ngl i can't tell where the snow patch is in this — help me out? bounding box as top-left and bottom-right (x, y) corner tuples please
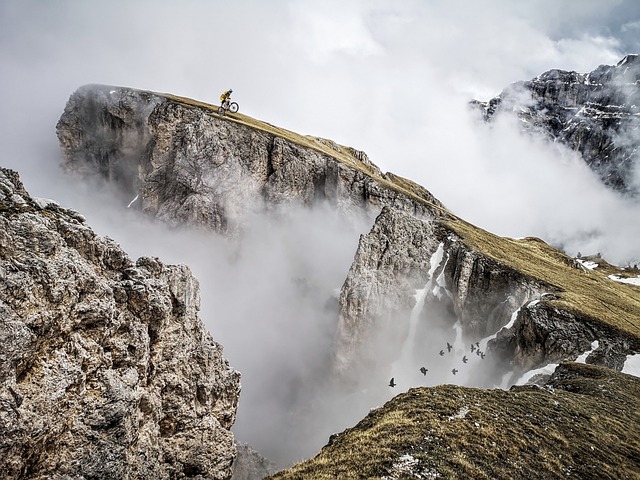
(577, 259), (598, 270)
(607, 274), (640, 286)
(383, 454), (441, 480)
(127, 194), (139, 208)
(622, 354), (640, 378)
(515, 363), (559, 386)
(575, 340), (599, 363)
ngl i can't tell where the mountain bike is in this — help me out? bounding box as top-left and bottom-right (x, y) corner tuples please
(218, 100), (239, 115)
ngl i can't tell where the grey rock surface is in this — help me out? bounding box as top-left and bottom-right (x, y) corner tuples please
(0, 168), (240, 479)
(57, 85), (444, 236)
(231, 442), (275, 480)
(333, 206), (640, 386)
(473, 54), (640, 192)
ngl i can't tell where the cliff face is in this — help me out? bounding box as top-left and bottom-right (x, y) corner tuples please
(57, 85), (444, 235)
(55, 84), (640, 387)
(473, 54), (640, 192)
(334, 206), (640, 387)
(0, 168), (240, 479)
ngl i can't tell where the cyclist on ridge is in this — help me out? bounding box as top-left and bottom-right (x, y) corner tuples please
(220, 89), (233, 109)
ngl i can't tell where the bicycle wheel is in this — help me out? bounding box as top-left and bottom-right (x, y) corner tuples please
(229, 102), (239, 113)
(218, 106), (225, 115)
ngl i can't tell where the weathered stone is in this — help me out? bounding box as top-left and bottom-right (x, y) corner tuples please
(0, 167), (240, 479)
(57, 85), (444, 236)
(473, 54), (640, 191)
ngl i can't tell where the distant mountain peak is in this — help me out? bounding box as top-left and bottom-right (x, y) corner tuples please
(474, 54), (640, 193)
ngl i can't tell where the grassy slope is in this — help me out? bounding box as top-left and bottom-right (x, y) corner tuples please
(269, 363), (640, 479)
(444, 216), (640, 339)
(161, 93), (448, 215)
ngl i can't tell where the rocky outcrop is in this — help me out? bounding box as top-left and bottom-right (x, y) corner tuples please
(492, 297), (640, 375)
(0, 168), (240, 479)
(57, 85), (444, 235)
(333, 207), (444, 381)
(231, 443), (275, 480)
(333, 206), (640, 385)
(473, 54), (640, 191)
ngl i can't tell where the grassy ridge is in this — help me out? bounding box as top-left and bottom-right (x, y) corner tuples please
(160, 93), (449, 215)
(444, 216), (640, 338)
(269, 363), (640, 479)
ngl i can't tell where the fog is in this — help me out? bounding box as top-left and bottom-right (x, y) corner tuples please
(2, 0), (640, 468)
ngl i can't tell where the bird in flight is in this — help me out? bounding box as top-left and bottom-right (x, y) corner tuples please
(446, 342), (453, 353)
(439, 350), (445, 356)
(462, 355), (468, 364)
(470, 344), (476, 353)
(420, 367), (428, 376)
(389, 377), (396, 387)
(451, 368), (458, 375)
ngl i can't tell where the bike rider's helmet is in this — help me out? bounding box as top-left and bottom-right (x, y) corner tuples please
(229, 89), (233, 93)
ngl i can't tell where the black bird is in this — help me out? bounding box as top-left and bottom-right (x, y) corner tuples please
(470, 344), (476, 353)
(439, 350), (445, 356)
(476, 349), (482, 356)
(451, 368), (458, 375)
(475, 342), (480, 349)
(480, 352), (486, 360)
(462, 355), (468, 364)
(420, 367), (428, 376)
(446, 342), (453, 353)
(389, 377), (396, 387)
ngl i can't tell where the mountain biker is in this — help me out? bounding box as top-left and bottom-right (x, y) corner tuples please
(220, 89), (233, 109)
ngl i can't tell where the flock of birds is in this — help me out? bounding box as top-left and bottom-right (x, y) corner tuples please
(389, 341), (486, 388)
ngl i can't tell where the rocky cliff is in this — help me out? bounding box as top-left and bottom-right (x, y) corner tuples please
(0, 168), (240, 479)
(51, 83), (640, 477)
(335, 205), (640, 388)
(472, 54), (640, 192)
(57, 85), (444, 236)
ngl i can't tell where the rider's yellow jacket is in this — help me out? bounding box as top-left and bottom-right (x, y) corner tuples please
(220, 91), (231, 102)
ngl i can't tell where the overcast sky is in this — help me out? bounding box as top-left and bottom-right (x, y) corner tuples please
(2, 0), (640, 466)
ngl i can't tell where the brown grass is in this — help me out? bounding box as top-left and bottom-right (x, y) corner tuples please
(270, 363), (640, 479)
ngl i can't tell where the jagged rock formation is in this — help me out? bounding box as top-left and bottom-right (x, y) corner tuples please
(334, 206), (640, 386)
(269, 362), (640, 479)
(57, 85), (444, 235)
(473, 54), (640, 192)
(0, 168), (240, 479)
